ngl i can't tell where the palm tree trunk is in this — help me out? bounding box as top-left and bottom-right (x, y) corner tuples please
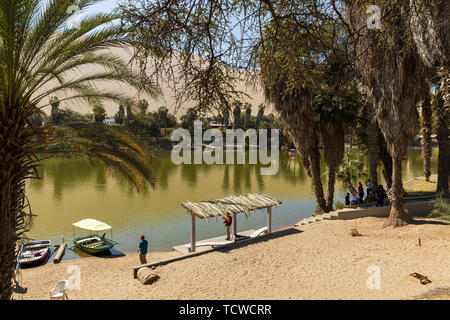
(245, 108), (251, 130)
(223, 110), (229, 128)
(343, 172), (358, 196)
(233, 106), (241, 129)
(384, 153), (408, 227)
(421, 91), (432, 182)
(255, 107), (264, 129)
(367, 120), (378, 200)
(309, 146), (327, 215)
(0, 179), (20, 300)
(326, 165), (336, 211)
(436, 69), (450, 196)
(378, 130), (393, 190)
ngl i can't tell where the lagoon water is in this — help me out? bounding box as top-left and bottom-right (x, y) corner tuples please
(26, 149), (437, 260)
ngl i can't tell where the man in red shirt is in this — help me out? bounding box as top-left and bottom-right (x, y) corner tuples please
(223, 214), (232, 240)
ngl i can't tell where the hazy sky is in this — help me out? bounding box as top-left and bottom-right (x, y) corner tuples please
(83, 0), (121, 15)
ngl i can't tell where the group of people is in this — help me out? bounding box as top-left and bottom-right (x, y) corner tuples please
(345, 179), (388, 207)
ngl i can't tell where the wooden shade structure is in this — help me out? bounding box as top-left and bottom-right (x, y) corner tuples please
(181, 193), (282, 252)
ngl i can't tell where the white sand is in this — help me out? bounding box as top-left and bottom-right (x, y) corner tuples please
(16, 217), (450, 300)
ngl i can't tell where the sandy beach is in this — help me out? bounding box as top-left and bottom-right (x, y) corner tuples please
(16, 216), (450, 300)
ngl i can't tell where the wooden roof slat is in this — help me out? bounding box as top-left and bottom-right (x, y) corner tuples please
(181, 193), (282, 219)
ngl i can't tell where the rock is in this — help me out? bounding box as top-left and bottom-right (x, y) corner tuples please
(137, 267), (160, 285)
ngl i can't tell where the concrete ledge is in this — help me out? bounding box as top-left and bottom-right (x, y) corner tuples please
(334, 200), (434, 220)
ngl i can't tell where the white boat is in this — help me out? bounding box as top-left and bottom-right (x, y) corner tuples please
(18, 240), (51, 266)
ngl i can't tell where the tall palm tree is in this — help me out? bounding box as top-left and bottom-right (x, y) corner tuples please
(420, 87), (432, 182)
(409, 0), (449, 194)
(255, 104), (265, 129)
(322, 122), (345, 211)
(233, 102), (241, 129)
(344, 0), (426, 226)
(0, 0), (159, 299)
(264, 81), (327, 214)
(244, 103), (252, 130)
(223, 109), (230, 128)
(362, 103), (379, 200)
(432, 90), (449, 195)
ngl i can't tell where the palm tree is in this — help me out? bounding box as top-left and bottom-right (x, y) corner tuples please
(322, 123), (345, 211)
(409, 0), (449, 193)
(223, 109), (230, 128)
(420, 88), (433, 182)
(232, 101), (242, 129)
(344, 0), (426, 226)
(50, 96), (62, 124)
(244, 103), (252, 130)
(138, 99), (149, 118)
(337, 148), (367, 197)
(158, 106), (169, 132)
(264, 82), (327, 214)
(0, 0), (159, 299)
(432, 91), (449, 195)
(255, 104), (265, 129)
(45, 123), (157, 191)
(125, 102), (135, 123)
(363, 103), (379, 200)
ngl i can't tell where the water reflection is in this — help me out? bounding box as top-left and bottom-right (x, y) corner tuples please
(26, 148), (437, 260)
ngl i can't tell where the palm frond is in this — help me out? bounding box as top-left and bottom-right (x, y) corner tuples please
(43, 123), (157, 191)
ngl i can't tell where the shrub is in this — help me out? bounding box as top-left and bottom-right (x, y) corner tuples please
(429, 193), (450, 221)
(335, 201), (344, 210)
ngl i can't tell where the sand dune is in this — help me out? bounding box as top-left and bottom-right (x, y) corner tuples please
(37, 45), (267, 118)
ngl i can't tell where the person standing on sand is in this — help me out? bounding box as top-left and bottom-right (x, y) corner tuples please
(366, 179), (373, 198)
(223, 214), (232, 240)
(345, 193), (350, 206)
(376, 185), (386, 207)
(137, 235), (148, 265)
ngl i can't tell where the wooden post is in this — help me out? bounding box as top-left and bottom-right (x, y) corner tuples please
(232, 213), (237, 240)
(267, 206), (272, 233)
(191, 214), (196, 252)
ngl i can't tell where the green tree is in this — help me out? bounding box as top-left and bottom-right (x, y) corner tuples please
(344, 0), (428, 226)
(114, 104), (125, 125)
(337, 148), (367, 196)
(93, 105), (106, 123)
(138, 99), (149, 117)
(181, 107), (197, 133)
(50, 96), (62, 124)
(0, 0), (159, 299)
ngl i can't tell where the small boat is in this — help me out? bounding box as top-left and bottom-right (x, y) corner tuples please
(18, 240), (51, 267)
(72, 219), (117, 254)
(288, 149), (296, 157)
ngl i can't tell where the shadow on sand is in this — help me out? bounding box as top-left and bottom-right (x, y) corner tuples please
(216, 227), (303, 254)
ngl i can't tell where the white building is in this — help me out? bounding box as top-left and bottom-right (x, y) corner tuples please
(104, 118), (115, 126)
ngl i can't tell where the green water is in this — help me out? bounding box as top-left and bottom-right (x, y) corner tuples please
(25, 148), (437, 259)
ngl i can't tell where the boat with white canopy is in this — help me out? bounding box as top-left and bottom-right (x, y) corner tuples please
(72, 219), (117, 254)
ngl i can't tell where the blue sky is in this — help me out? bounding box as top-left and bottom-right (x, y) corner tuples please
(83, 0), (121, 15)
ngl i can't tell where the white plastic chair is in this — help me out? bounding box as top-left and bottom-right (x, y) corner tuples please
(50, 280), (69, 300)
